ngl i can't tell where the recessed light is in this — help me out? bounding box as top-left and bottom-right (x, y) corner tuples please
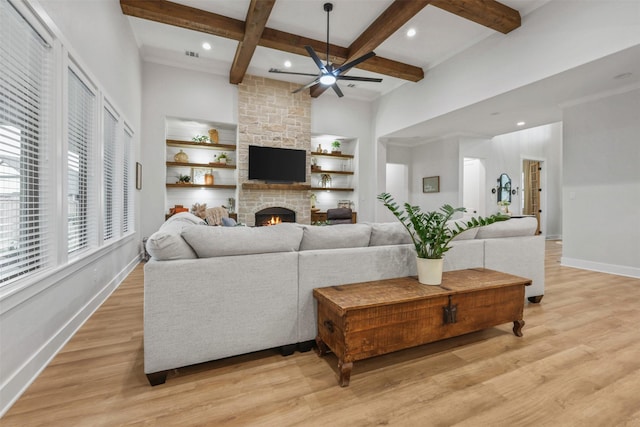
(202, 42), (211, 50)
(284, 60), (292, 68)
(517, 121), (526, 126)
(406, 28), (417, 38)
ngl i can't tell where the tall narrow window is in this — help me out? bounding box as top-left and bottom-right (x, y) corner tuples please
(122, 127), (132, 234)
(103, 108), (117, 241)
(67, 69), (95, 254)
(0, 0), (52, 285)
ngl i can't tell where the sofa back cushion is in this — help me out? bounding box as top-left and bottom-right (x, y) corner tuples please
(181, 222), (304, 258)
(299, 223), (372, 251)
(475, 216), (537, 239)
(145, 212), (205, 260)
(368, 222), (412, 246)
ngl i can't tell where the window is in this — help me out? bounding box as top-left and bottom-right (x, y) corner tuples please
(67, 69), (96, 254)
(122, 126), (133, 234)
(103, 107), (118, 241)
(0, 0), (52, 285)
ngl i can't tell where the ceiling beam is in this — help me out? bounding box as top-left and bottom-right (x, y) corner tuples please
(430, 0), (521, 34)
(348, 0), (432, 64)
(229, 0), (276, 84)
(120, 0), (245, 40)
(311, 0), (430, 98)
(120, 0), (424, 82)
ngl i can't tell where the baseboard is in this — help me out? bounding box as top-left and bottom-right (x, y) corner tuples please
(561, 257), (640, 279)
(0, 256), (140, 418)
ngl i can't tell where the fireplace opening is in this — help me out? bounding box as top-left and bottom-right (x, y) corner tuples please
(255, 207), (296, 226)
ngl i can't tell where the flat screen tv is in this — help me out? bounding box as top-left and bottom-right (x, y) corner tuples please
(248, 145), (306, 183)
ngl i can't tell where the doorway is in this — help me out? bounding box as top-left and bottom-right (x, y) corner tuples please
(522, 159), (543, 235)
(462, 158), (486, 217)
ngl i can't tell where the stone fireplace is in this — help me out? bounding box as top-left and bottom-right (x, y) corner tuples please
(255, 207), (296, 226)
(237, 75), (312, 226)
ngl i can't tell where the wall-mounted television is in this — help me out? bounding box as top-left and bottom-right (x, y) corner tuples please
(248, 145), (306, 183)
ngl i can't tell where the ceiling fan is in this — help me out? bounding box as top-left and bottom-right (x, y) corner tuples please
(269, 2), (382, 97)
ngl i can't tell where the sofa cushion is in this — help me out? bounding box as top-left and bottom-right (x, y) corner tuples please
(181, 222), (304, 258)
(368, 222), (412, 246)
(448, 219), (479, 241)
(145, 213), (206, 260)
(299, 223), (372, 251)
(475, 216), (537, 239)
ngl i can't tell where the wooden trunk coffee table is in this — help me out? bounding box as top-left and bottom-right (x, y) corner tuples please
(313, 268), (531, 386)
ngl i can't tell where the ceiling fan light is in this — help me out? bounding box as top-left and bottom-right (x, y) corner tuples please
(319, 74), (337, 85)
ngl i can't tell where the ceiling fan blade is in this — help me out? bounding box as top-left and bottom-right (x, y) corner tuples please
(334, 51), (376, 75)
(305, 45), (327, 73)
(331, 82), (344, 98)
(269, 68), (320, 77)
(337, 75), (383, 83)
(293, 77), (320, 94)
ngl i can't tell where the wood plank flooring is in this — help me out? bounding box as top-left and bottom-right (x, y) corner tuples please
(3, 241), (640, 426)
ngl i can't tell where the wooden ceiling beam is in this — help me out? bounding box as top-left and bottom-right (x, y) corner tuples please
(120, 0), (245, 40)
(229, 0), (276, 84)
(311, 0), (430, 97)
(430, 0), (521, 34)
(120, 0), (424, 83)
(348, 0), (432, 63)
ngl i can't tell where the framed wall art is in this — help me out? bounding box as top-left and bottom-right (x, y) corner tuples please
(422, 176), (440, 193)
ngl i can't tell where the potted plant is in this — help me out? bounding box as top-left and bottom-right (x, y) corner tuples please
(177, 174), (191, 184)
(331, 140), (341, 154)
(192, 135), (209, 143)
(216, 152), (228, 164)
(378, 192), (508, 285)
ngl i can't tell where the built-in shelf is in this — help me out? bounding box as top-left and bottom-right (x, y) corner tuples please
(310, 169), (353, 175)
(311, 152), (354, 159)
(166, 161), (236, 169)
(166, 140), (237, 151)
(242, 183), (311, 191)
(166, 183), (236, 189)
(310, 187), (354, 192)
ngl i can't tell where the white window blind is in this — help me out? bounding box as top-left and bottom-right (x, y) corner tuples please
(122, 127), (132, 234)
(103, 107), (117, 241)
(67, 69), (96, 254)
(0, 0), (52, 285)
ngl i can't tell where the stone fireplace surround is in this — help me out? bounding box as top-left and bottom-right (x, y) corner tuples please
(237, 76), (312, 226)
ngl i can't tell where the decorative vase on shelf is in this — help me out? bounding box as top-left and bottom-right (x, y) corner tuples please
(204, 173), (214, 185)
(416, 257), (444, 285)
(208, 129), (219, 144)
(174, 150), (188, 163)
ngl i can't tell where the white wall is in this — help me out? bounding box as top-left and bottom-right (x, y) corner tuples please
(374, 0), (640, 138)
(1, 0), (142, 416)
(141, 63), (237, 238)
(461, 123), (563, 237)
(562, 88), (640, 277)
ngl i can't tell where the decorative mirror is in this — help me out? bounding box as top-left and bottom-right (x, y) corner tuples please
(497, 173), (512, 203)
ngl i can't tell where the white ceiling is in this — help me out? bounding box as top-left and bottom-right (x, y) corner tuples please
(125, 0), (639, 141)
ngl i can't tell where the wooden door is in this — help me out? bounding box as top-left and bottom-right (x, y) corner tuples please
(523, 160), (541, 235)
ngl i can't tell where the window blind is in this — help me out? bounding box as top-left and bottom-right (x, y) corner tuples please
(0, 0), (52, 285)
(103, 107), (117, 241)
(67, 69), (96, 254)
(122, 127), (132, 234)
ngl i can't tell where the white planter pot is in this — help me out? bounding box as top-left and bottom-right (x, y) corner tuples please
(416, 257), (444, 285)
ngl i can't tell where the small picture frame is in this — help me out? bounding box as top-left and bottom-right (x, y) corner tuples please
(422, 176), (440, 193)
(191, 168), (209, 185)
(136, 162), (142, 190)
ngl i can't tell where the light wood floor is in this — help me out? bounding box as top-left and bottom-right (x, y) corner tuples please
(4, 241), (640, 426)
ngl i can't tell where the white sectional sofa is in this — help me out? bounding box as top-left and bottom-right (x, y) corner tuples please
(143, 212), (544, 385)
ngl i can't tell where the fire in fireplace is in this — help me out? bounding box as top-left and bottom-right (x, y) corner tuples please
(255, 207), (295, 226)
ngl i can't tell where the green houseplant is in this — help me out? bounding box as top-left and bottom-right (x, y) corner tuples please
(331, 140), (341, 154)
(378, 192), (508, 285)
